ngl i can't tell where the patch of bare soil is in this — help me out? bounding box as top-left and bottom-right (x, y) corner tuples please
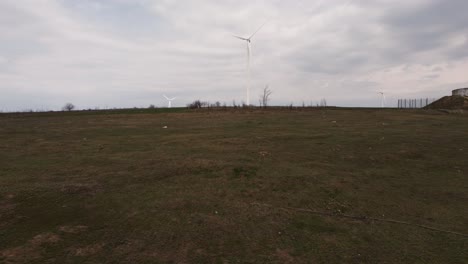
(0, 197), (16, 228)
(275, 249), (297, 263)
(0, 233), (60, 264)
(1, 225), (90, 263)
(70, 243), (105, 257)
(30, 233), (61, 245)
(143, 242), (194, 264)
(60, 183), (100, 195)
(112, 239), (145, 257)
(58, 225), (88, 234)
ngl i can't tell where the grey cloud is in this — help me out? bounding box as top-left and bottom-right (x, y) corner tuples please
(0, 0), (467, 110)
(379, 0), (468, 59)
(383, 0), (468, 31)
(422, 74), (439, 80)
(0, 2), (49, 60)
(287, 0), (468, 75)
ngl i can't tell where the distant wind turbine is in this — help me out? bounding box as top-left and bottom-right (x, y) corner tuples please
(163, 95), (176, 108)
(378, 91), (386, 108)
(233, 21), (266, 106)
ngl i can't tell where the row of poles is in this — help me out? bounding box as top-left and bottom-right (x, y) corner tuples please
(397, 98), (436, 109)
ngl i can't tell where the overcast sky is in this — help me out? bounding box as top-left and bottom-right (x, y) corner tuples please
(1, 0), (467, 111)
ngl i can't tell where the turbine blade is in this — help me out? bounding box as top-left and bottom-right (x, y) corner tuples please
(233, 35), (248, 41)
(248, 21), (267, 40)
(163, 95), (170, 100)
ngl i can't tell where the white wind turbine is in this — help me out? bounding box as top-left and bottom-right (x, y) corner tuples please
(163, 95), (176, 108)
(233, 22), (266, 106)
(378, 91), (386, 108)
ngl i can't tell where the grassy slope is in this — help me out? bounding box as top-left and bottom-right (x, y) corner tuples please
(0, 109), (467, 263)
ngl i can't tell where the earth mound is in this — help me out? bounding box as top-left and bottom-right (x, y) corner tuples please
(424, 95), (468, 110)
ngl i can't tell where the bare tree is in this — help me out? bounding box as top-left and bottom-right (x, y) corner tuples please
(260, 85), (273, 108)
(187, 100), (209, 109)
(188, 100), (203, 109)
(63, 103), (75, 111)
(320, 99), (327, 107)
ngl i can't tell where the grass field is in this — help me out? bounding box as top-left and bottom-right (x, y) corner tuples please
(0, 108), (467, 263)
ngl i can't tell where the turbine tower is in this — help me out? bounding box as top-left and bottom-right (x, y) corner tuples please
(233, 22), (266, 106)
(163, 95), (176, 108)
(378, 91), (386, 108)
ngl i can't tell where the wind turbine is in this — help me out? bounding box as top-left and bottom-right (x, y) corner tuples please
(378, 91), (386, 108)
(233, 21), (266, 106)
(163, 95), (176, 108)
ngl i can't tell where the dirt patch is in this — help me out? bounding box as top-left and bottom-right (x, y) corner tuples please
(60, 183), (101, 195)
(181, 158), (222, 175)
(0, 196), (16, 212)
(144, 242), (194, 264)
(0, 233), (60, 263)
(113, 239), (145, 256)
(0, 200), (16, 225)
(58, 225), (88, 234)
(275, 249), (296, 263)
(30, 233), (61, 245)
(321, 234), (339, 245)
(71, 243), (105, 257)
(0, 245), (41, 264)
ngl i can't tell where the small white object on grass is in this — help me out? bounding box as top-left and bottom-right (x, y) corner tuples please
(163, 126), (168, 129)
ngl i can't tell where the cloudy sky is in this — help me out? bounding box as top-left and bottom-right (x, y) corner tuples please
(1, 0), (467, 111)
